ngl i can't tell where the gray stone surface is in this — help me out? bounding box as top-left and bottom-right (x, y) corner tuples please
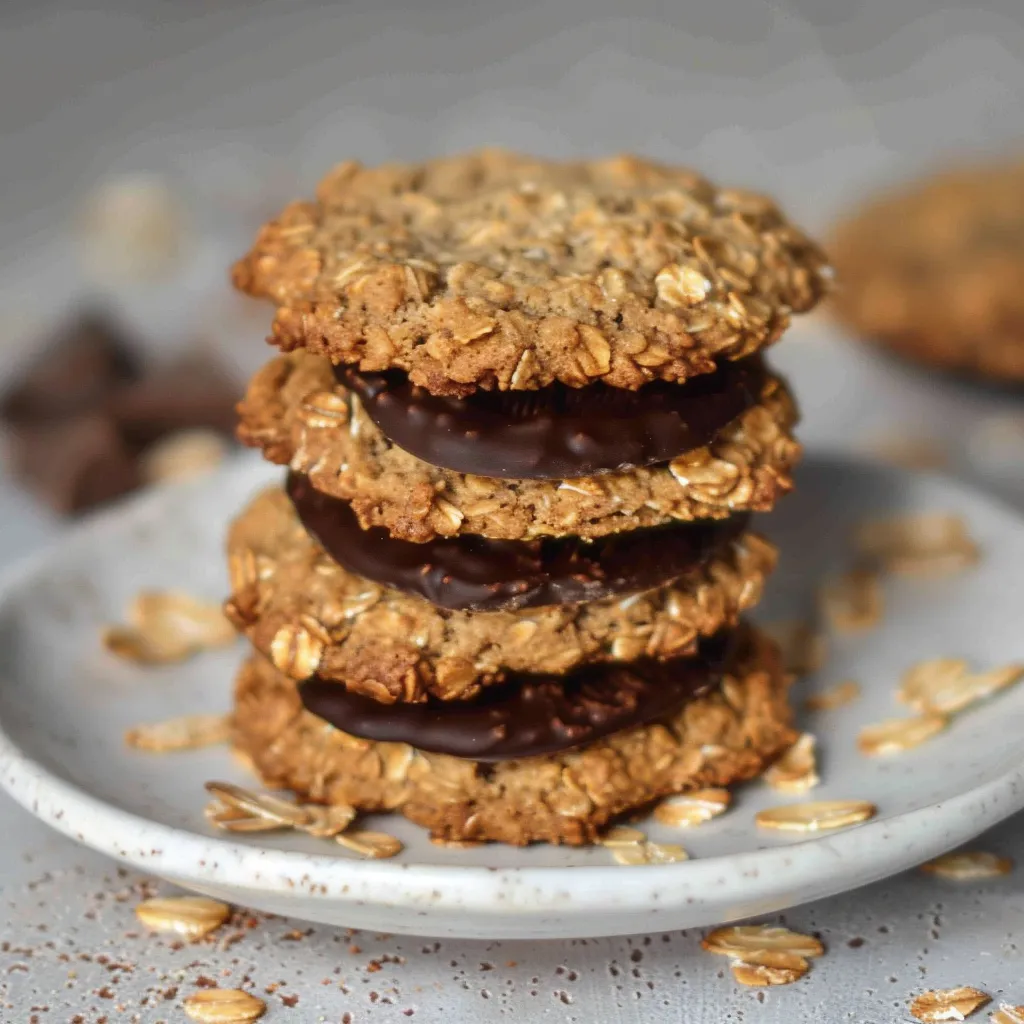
(1, 808), (1022, 1022)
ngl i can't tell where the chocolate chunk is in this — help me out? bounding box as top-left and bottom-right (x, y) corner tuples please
(109, 354), (240, 447)
(300, 629), (735, 761)
(0, 310), (141, 425)
(7, 414), (142, 514)
(0, 309), (241, 515)
(337, 356), (765, 479)
(288, 471), (748, 612)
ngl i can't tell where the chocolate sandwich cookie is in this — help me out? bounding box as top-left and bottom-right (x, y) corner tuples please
(225, 487), (776, 703)
(299, 629), (735, 761)
(335, 356), (766, 479)
(232, 151), (830, 396)
(239, 352), (801, 543)
(232, 625), (795, 846)
(832, 158), (1024, 381)
(286, 471), (749, 612)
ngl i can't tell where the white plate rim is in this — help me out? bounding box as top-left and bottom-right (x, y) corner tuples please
(0, 452), (1023, 922)
(3, 725), (1023, 915)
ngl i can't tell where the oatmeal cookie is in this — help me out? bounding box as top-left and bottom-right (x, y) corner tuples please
(238, 352), (801, 542)
(233, 150), (829, 396)
(225, 487), (777, 702)
(231, 626), (795, 845)
(831, 158), (1024, 381)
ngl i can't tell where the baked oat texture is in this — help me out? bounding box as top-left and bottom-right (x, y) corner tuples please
(831, 159), (1024, 381)
(225, 486), (777, 702)
(232, 627), (795, 845)
(233, 150), (830, 395)
(238, 352), (802, 542)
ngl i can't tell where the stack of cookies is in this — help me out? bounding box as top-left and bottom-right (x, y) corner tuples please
(224, 152), (829, 846)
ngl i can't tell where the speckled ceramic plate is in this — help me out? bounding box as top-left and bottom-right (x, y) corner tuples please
(0, 453), (1022, 939)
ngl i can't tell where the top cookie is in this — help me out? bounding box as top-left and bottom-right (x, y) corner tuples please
(831, 159), (1024, 381)
(233, 150), (830, 395)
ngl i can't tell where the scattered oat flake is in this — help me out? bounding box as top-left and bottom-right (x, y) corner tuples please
(738, 949), (811, 972)
(183, 987), (267, 1022)
(857, 714), (947, 756)
(204, 802), (286, 833)
(135, 896), (230, 939)
(755, 800), (875, 832)
(730, 962), (800, 987)
(78, 174), (187, 281)
(104, 590), (236, 664)
(951, 664), (1023, 708)
(131, 590), (236, 642)
(204, 781), (310, 827)
(599, 826), (647, 847)
(820, 568), (883, 633)
(609, 845), (649, 865)
(299, 803), (357, 838)
(702, 925), (824, 958)
(762, 620), (827, 675)
(141, 429), (229, 484)
(900, 658), (968, 708)
(991, 1005), (1024, 1024)
(103, 625), (171, 664)
(653, 788), (731, 828)
(335, 829), (404, 859)
(125, 713), (231, 753)
(643, 842), (689, 864)
(764, 733), (819, 794)
(900, 658), (1023, 715)
(855, 513), (979, 576)
(910, 987), (991, 1022)
(920, 851), (1014, 881)
(805, 679), (861, 711)
(610, 841), (688, 865)
(730, 949), (809, 987)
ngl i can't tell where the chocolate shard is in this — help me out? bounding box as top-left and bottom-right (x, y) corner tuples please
(7, 414), (142, 514)
(108, 353), (241, 448)
(0, 309), (141, 425)
(0, 308), (241, 515)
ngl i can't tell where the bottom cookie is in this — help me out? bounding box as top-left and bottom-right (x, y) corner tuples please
(232, 626), (795, 846)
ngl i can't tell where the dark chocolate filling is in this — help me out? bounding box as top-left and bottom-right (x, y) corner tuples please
(288, 472), (748, 612)
(335, 357), (765, 479)
(299, 630), (734, 761)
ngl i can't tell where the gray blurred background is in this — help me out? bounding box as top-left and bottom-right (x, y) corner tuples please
(4, 0), (1024, 317)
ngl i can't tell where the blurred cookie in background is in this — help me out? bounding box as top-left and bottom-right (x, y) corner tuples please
(0, 309), (242, 514)
(830, 157), (1024, 383)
